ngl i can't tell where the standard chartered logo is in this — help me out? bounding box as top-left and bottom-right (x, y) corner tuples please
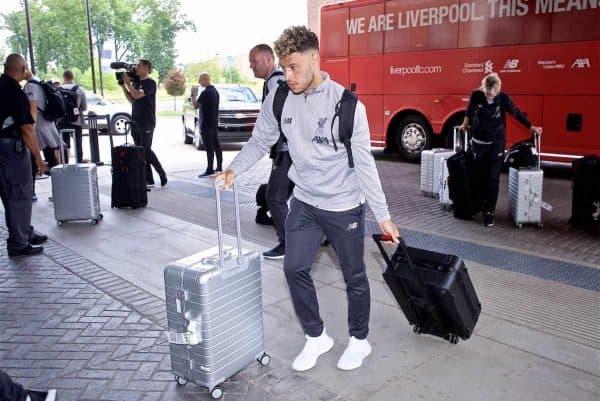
(390, 65), (443, 75)
(484, 60), (494, 73)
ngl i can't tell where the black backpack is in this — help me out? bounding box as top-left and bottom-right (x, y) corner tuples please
(504, 139), (537, 170)
(58, 85), (81, 123)
(272, 81), (358, 168)
(29, 80), (66, 121)
(255, 184), (274, 226)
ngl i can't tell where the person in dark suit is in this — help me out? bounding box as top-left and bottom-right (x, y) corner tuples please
(192, 72), (222, 177)
(0, 54), (48, 257)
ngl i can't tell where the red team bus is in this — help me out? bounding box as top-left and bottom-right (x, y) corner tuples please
(319, 0), (599, 162)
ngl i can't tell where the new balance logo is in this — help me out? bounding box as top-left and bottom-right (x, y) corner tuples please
(283, 117), (293, 124)
(312, 135), (329, 145)
(571, 58), (591, 68)
(503, 59), (519, 69)
(347, 222), (358, 230)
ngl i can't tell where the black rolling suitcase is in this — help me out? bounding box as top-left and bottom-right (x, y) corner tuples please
(569, 156), (600, 234)
(111, 145), (147, 209)
(447, 150), (481, 220)
(447, 127), (481, 220)
(373, 234), (481, 344)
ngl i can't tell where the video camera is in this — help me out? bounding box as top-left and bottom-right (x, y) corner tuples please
(110, 62), (140, 86)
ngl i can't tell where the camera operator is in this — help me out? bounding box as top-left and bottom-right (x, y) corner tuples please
(120, 59), (167, 187)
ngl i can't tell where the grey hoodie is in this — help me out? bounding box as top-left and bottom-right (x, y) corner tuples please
(228, 72), (391, 223)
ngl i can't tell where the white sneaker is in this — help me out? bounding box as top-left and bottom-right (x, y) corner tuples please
(337, 336), (372, 371)
(292, 329), (334, 371)
(25, 389), (56, 401)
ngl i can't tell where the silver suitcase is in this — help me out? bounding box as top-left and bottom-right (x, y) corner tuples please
(51, 129), (102, 226)
(164, 184), (269, 399)
(421, 148), (450, 196)
(439, 127), (469, 210)
(438, 153), (455, 210)
(508, 134), (544, 228)
(433, 150), (455, 198)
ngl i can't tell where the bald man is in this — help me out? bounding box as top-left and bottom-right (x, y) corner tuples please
(0, 54), (47, 256)
(248, 44), (290, 259)
(192, 72), (222, 177)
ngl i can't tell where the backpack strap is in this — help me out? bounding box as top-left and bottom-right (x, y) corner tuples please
(71, 84), (79, 92)
(263, 70), (284, 100)
(330, 89), (358, 168)
(269, 80), (290, 164)
(272, 80), (289, 138)
(27, 79), (45, 114)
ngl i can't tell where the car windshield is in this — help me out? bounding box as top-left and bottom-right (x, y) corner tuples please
(218, 87), (257, 103)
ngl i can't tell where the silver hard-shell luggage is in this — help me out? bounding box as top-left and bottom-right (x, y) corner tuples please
(433, 150), (455, 198)
(421, 148), (450, 196)
(508, 133), (544, 228)
(439, 154), (454, 210)
(51, 129), (102, 226)
(440, 127), (469, 210)
(164, 184), (269, 399)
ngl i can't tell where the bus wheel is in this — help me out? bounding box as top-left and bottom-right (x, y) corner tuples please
(396, 115), (431, 162)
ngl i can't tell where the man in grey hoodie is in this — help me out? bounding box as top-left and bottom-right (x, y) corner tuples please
(215, 26), (399, 372)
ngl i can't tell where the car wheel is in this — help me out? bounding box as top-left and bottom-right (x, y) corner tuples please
(182, 116), (192, 144)
(395, 115), (432, 162)
(111, 113), (131, 135)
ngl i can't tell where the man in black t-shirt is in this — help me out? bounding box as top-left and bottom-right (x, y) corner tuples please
(0, 54), (49, 257)
(192, 72), (222, 177)
(120, 59), (167, 187)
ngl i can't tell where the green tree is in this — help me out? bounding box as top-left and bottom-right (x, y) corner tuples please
(139, 0), (193, 80)
(222, 66), (242, 83)
(163, 68), (186, 110)
(1, 0), (193, 81)
(184, 60), (222, 84)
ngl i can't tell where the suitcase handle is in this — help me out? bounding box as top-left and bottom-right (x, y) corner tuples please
(124, 120), (135, 145)
(372, 234), (428, 290)
(533, 132), (541, 170)
(453, 126), (470, 153)
(214, 182), (244, 272)
(58, 128), (76, 165)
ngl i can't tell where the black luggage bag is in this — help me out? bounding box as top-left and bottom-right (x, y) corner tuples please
(569, 156), (600, 234)
(447, 151), (481, 220)
(255, 183), (274, 225)
(111, 145), (147, 209)
(373, 234), (481, 344)
(504, 139), (537, 170)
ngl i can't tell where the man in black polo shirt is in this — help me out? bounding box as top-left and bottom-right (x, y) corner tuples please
(0, 54), (48, 257)
(192, 72), (222, 177)
(120, 59), (167, 188)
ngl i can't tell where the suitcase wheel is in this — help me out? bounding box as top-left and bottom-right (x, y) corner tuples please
(91, 219), (99, 225)
(258, 353), (271, 366)
(57, 220), (64, 227)
(517, 223), (523, 228)
(412, 325), (423, 335)
(449, 334), (459, 345)
(175, 376), (188, 385)
(537, 223), (543, 229)
(211, 387), (223, 399)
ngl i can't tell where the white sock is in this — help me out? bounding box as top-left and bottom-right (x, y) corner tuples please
(337, 336), (372, 371)
(292, 329), (334, 371)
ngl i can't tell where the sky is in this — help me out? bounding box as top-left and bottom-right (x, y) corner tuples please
(0, 0), (308, 64)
